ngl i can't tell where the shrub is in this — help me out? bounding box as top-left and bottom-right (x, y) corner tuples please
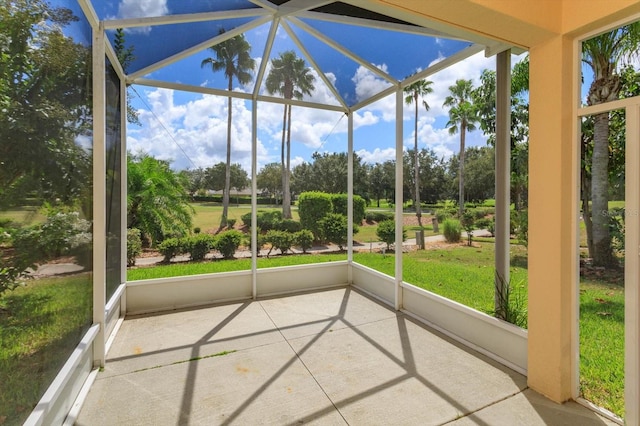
(475, 218), (492, 230)
(277, 219), (302, 233)
(214, 230), (243, 259)
(127, 228), (143, 266)
(474, 208), (489, 220)
(376, 219), (406, 249)
(365, 211), (394, 223)
(186, 234), (216, 261)
(319, 213), (355, 250)
(298, 192), (333, 240)
(265, 230), (294, 255)
(240, 210), (282, 231)
(515, 209), (528, 247)
(331, 194), (366, 225)
(227, 218), (237, 229)
(435, 209), (452, 223)
(443, 219), (462, 243)
(461, 211), (475, 246)
(158, 238), (184, 263)
(487, 217), (496, 237)
(193, 227), (201, 234)
(294, 230), (314, 253)
(241, 211), (252, 227)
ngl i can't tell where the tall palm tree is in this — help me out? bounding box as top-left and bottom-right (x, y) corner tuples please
(444, 79), (478, 217)
(582, 23), (640, 266)
(201, 33), (255, 229)
(265, 51), (315, 219)
(404, 79), (433, 228)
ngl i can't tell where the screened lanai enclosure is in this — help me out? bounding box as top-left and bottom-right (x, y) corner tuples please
(4, 0), (640, 424)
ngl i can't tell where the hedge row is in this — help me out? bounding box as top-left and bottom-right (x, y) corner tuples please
(157, 230), (244, 262)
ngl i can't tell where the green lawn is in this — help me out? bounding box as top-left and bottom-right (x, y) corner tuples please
(0, 274), (93, 425)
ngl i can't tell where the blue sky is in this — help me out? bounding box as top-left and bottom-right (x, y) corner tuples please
(88, 0), (532, 172)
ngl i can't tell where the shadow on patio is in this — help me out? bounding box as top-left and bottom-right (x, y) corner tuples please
(76, 287), (613, 425)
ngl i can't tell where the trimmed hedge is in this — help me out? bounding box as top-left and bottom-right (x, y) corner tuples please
(298, 192), (333, 240)
(330, 194), (366, 225)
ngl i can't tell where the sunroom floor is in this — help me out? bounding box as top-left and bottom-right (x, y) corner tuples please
(76, 287), (614, 425)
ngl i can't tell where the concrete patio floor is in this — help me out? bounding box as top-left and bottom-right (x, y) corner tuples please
(76, 287), (615, 425)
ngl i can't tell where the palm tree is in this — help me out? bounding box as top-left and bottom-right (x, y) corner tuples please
(444, 79), (478, 216)
(404, 79), (433, 227)
(582, 24), (639, 266)
(265, 51), (315, 219)
(127, 153), (194, 246)
(201, 33), (255, 229)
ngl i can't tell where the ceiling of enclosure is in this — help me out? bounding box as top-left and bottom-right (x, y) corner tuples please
(87, 0), (517, 111)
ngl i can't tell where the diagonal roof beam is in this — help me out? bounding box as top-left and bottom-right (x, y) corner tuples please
(343, 0), (526, 54)
(280, 20), (348, 110)
(276, 0), (334, 17)
(400, 43), (485, 88)
(297, 10), (467, 41)
(127, 15), (271, 83)
(289, 16), (398, 85)
(253, 18), (280, 100)
(103, 9), (268, 30)
(246, 0), (278, 13)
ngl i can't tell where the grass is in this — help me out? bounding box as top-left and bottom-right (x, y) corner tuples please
(353, 243), (528, 314)
(0, 274), (92, 425)
(0, 207), (45, 226)
(128, 253), (348, 281)
(579, 278), (624, 417)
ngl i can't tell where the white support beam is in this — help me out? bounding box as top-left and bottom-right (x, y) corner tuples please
(246, 0), (278, 13)
(256, 94), (347, 112)
(133, 78), (254, 101)
(297, 10), (464, 39)
(92, 25), (107, 368)
(103, 9), (268, 30)
(280, 20), (348, 110)
(253, 18), (279, 99)
(394, 88), (404, 311)
(625, 101), (640, 426)
(402, 44), (486, 87)
(127, 16), (271, 82)
(343, 0), (527, 52)
(347, 112), (354, 276)
(494, 50), (511, 313)
(77, 0), (99, 31)
(289, 16), (397, 85)
(119, 64), (127, 288)
(276, 0), (333, 17)
(251, 101), (258, 299)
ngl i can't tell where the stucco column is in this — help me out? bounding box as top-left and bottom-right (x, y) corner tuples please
(527, 34), (578, 402)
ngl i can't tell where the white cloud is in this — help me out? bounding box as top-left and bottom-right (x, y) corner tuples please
(356, 147), (397, 164)
(352, 64), (392, 103)
(117, 0), (168, 34)
(129, 88), (268, 172)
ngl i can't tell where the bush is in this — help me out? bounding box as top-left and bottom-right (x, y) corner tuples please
(127, 228), (143, 266)
(265, 230), (294, 255)
(277, 219), (302, 233)
(376, 219), (405, 249)
(474, 208), (489, 220)
(475, 218), (492, 230)
(241, 211), (252, 227)
(443, 219), (462, 243)
(214, 230), (243, 259)
(331, 194), (366, 225)
(435, 209), (452, 223)
(158, 238), (185, 263)
(487, 217), (496, 236)
(461, 211), (475, 246)
(240, 210), (282, 231)
(365, 211), (394, 223)
(186, 234), (216, 261)
(515, 209), (528, 247)
(294, 230), (314, 253)
(319, 213), (355, 250)
(227, 218), (237, 229)
(298, 192), (333, 240)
